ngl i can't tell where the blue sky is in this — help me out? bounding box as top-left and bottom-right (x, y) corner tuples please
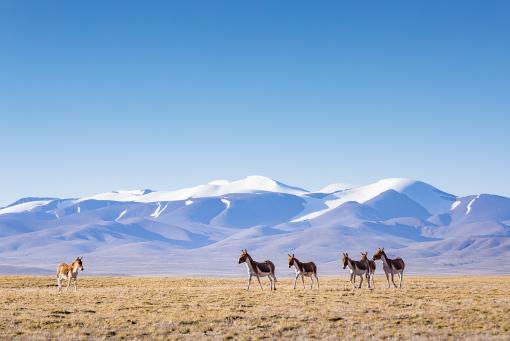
(1, 1), (509, 205)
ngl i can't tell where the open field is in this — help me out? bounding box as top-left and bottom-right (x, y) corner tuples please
(0, 276), (509, 340)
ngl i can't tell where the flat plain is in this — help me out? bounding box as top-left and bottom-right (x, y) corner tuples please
(0, 275), (509, 340)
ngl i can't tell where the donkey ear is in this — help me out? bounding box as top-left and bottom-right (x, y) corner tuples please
(292, 253), (294, 257)
(288, 254), (291, 257)
(382, 247), (385, 251)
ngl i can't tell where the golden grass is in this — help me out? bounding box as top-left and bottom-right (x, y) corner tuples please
(0, 275), (509, 340)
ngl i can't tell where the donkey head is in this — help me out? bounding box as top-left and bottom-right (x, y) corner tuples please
(238, 249), (248, 264)
(75, 257), (84, 271)
(372, 248), (385, 261)
(288, 253), (296, 268)
(360, 251), (368, 262)
(341, 252), (349, 269)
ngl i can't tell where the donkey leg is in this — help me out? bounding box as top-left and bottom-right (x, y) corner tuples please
(247, 274), (252, 290)
(391, 273), (397, 288)
(57, 277), (61, 292)
(399, 272), (403, 288)
(314, 274), (320, 289)
(294, 274), (299, 289)
(385, 272), (390, 288)
(301, 274), (305, 289)
(358, 274), (363, 289)
(74, 278), (77, 292)
(271, 277), (276, 291)
(256, 275), (263, 290)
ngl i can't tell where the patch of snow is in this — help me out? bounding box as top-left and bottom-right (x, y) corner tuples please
(77, 206), (81, 213)
(451, 201), (461, 210)
(115, 209), (127, 221)
(466, 195), (480, 215)
(221, 199), (231, 208)
(185, 200), (193, 206)
(150, 203), (168, 218)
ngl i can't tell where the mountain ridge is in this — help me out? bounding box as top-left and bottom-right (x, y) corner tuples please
(1, 176), (509, 275)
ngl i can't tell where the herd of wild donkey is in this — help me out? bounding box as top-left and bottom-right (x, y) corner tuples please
(56, 248), (405, 292)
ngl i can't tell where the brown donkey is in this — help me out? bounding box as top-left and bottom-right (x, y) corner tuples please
(57, 257), (84, 292)
(372, 248), (405, 288)
(288, 254), (319, 289)
(238, 250), (277, 290)
(360, 251), (376, 288)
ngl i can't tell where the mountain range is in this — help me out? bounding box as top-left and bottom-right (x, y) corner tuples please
(1, 175), (509, 276)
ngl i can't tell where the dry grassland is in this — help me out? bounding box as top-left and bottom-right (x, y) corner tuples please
(0, 275), (509, 340)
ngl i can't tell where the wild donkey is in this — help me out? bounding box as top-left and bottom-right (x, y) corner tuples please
(57, 257), (84, 292)
(360, 251), (376, 288)
(372, 248), (405, 288)
(288, 254), (319, 289)
(341, 252), (370, 289)
(238, 250), (277, 291)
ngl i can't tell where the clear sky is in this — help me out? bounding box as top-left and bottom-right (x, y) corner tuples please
(1, 1), (509, 206)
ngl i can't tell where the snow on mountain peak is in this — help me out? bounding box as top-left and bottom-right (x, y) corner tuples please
(76, 176), (308, 203)
(78, 189), (154, 202)
(187, 175), (308, 198)
(293, 177), (456, 221)
(208, 180), (230, 186)
(0, 200), (52, 215)
(318, 183), (354, 194)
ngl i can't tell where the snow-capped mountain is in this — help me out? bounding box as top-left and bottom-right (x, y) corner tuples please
(0, 176), (509, 276)
(77, 175), (308, 203)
